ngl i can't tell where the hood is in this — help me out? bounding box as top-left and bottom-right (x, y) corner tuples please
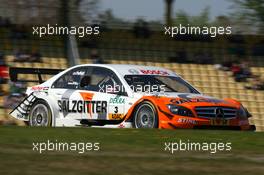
(146, 92), (240, 109)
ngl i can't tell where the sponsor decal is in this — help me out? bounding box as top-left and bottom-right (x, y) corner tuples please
(58, 100), (107, 114)
(31, 86), (49, 91)
(170, 98), (209, 104)
(67, 81), (78, 86)
(72, 70), (85, 76)
(79, 92), (94, 118)
(170, 94), (224, 104)
(108, 113), (124, 120)
(17, 113), (24, 119)
(178, 118), (197, 124)
(109, 96), (125, 104)
(140, 69), (169, 76)
(118, 123), (125, 128)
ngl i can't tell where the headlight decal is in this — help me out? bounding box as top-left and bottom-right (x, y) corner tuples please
(158, 106), (174, 120)
(167, 104), (194, 117)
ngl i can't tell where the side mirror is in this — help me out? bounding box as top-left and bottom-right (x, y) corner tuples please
(80, 75), (91, 88)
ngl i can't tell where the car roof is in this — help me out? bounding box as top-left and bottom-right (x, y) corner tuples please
(73, 64), (179, 77)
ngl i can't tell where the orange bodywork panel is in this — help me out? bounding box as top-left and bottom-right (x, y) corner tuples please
(125, 95), (252, 131)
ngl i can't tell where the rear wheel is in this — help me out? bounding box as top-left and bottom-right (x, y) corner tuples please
(133, 101), (158, 128)
(29, 100), (52, 126)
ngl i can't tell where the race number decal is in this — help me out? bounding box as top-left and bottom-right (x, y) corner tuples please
(108, 95), (126, 120)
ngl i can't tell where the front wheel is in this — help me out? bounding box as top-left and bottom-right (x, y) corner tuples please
(29, 100), (52, 126)
(133, 101), (158, 128)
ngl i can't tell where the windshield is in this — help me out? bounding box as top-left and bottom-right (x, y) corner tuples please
(124, 75), (199, 94)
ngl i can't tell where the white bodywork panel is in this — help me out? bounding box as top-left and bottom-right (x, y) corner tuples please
(9, 64), (200, 128)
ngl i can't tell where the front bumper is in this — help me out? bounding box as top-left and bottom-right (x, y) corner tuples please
(159, 116), (255, 131)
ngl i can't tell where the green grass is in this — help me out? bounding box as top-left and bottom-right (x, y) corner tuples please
(0, 126), (263, 175)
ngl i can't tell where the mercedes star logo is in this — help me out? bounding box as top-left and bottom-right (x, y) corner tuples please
(215, 108), (224, 118)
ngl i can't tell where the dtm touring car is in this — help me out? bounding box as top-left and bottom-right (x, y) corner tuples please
(9, 64), (255, 130)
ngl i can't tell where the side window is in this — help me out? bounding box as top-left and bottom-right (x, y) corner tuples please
(80, 67), (126, 95)
(52, 68), (87, 89)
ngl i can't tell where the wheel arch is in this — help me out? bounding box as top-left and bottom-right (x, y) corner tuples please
(125, 97), (160, 127)
(31, 92), (60, 127)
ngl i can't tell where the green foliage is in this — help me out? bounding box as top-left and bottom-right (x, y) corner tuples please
(231, 0), (264, 32)
(233, 0), (264, 22)
(174, 6), (211, 26)
(98, 9), (126, 24)
(77, 0), (101, 24)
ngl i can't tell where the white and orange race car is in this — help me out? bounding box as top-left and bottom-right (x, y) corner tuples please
(9, 64), (255, 130)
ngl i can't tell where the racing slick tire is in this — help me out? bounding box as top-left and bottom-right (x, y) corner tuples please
(29, 100), (52, 127)
(133, 101), (158, 128)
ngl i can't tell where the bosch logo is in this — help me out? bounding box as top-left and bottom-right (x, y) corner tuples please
(140, 69), (169, 75)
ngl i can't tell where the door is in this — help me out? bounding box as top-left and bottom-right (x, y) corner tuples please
(78, 66), (129, 121)
(50, 67), (88, 120)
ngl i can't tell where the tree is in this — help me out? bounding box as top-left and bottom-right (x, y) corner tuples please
(212, 15), (231, 27)
(231, 0), (264, 32)
(164, 0), (175, 26)
(233, 0), (264, 22)
(98, 9), (126, 25)
(77, 0), (100, 24)
(173, 6), (210, 26)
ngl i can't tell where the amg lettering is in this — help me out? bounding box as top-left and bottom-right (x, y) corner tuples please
(58, 100), (107, 113)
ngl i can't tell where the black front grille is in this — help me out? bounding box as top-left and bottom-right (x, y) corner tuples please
(195, 107), (237, 119)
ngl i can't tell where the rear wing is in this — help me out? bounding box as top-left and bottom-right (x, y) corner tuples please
(9, 67), (64, 83)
